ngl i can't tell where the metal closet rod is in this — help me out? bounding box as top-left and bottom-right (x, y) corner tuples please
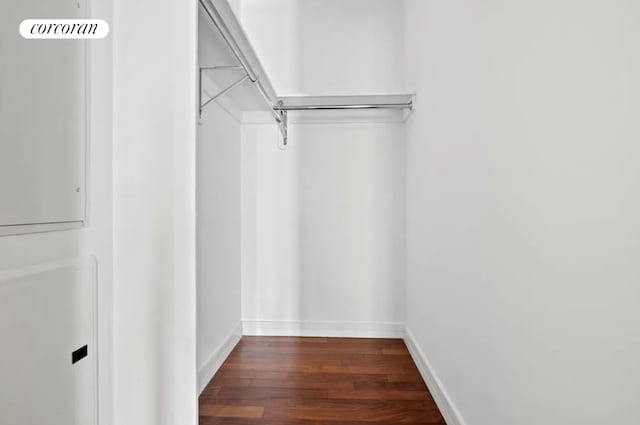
(201, 65), (244, 71)
(199, 0), (286, 137)
(199, 0), (412, 144)
(273, 102), (413, 111)
(199, 0), (257, 82)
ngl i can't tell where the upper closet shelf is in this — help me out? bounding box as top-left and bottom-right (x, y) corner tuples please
(199, 0), (415, 146)
(199, 0), (285, 136)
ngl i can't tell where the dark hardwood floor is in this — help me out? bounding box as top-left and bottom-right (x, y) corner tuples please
(199, 336), (446, 424)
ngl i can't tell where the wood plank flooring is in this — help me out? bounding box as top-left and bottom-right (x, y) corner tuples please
(199, 336), (446, 424)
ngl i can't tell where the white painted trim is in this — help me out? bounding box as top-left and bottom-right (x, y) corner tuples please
(242, 320), (404, 338)
(0, 257), (98, 425)
(0, 221), (84, 237)
(0, 257), (96, 281)
(197, 322), (242, 395)
(403, 326), (467, 425)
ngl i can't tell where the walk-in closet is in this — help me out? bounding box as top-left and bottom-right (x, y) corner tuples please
(2, 0), (639, 424)
(196, 0), (422, 421)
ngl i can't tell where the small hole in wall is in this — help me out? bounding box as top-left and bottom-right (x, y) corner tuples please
(277, 132), (288, 150)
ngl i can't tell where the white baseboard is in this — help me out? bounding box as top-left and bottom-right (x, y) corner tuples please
(403, 326), (466, 425)
(243, 320), (404, 338)
(197, 322), (242, 395)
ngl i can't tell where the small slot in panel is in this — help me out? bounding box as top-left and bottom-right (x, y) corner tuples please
(72, 345), (88, 364)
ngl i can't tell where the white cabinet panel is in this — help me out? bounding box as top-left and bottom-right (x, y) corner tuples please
(0, 260), (97, 425)
(0, 0), (87, 228)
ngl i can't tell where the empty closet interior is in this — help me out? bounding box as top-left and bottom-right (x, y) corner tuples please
(2, 0), (639, 423)
(196, 2), (640, 423)
(196, 0), (413, 395)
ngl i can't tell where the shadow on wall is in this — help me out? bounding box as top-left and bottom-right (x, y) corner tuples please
(241, 0), (405, 95)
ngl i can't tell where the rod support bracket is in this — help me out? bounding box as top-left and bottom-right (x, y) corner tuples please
(277, 100), (288, 147)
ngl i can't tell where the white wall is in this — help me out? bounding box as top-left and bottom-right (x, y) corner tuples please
(196, 51), (242, 394)
(0, 0), (113, 423)
(242, 120), (405, 334)
(240, 0), (405, 95)
(404, 1), (640, 424)
(227, 0), (242, 19)
(241, 123), (299, 325)
(239, 0), (407, 336)
(112, 0), (197, 424)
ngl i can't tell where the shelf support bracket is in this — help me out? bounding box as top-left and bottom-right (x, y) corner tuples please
(199, 67), (250, 117)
